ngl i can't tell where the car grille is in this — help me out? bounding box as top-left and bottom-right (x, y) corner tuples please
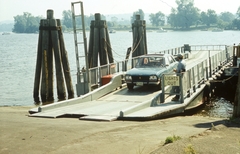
(132, 76), (149, 82)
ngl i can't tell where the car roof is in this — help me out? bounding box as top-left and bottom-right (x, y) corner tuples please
(139, 53), (171, 57)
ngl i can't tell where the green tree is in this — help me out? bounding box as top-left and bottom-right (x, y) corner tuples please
(168, 8), (178, 28)
(219, 12), (235, 23)
(232, 6), (240, 30)
(217, 12), (235, 29)
(200, 9), (217, 27)
(168, 0), (200, 29)
(13, 12), (41, 33)
(236, 6), (240, 18)
(13, 15), (26, 33)
(62, 10), (72, 28)
(149, 11), (165, 27)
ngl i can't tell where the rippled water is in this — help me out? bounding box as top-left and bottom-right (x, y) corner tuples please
(0, 30), (239, 106)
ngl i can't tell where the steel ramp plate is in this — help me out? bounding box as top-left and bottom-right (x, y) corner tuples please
(80, 115), (117, 121)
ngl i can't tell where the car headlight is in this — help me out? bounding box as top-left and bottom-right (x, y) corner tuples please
(149, 75), (158, 81)
(125, 75), (132, 81)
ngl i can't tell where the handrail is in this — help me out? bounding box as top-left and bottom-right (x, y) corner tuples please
(159, 49), (231, 104)
(77, 45), (234, 90)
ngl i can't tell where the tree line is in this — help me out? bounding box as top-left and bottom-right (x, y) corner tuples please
(12, 0), (240, 33)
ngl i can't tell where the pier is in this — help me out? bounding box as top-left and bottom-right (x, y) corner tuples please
(29, 44), (239, 121)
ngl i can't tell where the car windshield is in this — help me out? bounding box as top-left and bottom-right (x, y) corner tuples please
(136, 56), (164, 68)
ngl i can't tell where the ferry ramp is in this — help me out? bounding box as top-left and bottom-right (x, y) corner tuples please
(29, 48), (231, 121)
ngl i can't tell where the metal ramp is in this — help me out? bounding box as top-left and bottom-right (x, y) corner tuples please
(29, 49), (230, 121)
(71, 1), (90, 96)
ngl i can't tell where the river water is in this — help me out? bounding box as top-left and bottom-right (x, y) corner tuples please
(0, 30), (239, 106)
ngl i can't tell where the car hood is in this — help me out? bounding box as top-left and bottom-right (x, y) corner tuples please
(126, 67), (166, 76)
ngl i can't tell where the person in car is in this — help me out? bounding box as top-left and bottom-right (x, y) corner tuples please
(143, 57), (148, 64)
(171, 54), (186, 101)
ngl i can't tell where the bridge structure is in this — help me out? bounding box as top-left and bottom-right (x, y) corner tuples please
(29, 45), (236, 121)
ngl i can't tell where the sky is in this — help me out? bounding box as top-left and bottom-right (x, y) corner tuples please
(0, 0), (239, 21)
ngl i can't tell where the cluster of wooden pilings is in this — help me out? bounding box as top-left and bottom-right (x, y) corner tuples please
(88, 13), (114, 68)
(33, 10), (74, 104)
(131, 14), (148, 58)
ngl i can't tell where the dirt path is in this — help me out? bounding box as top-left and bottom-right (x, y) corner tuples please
(0, 106), (239, 154)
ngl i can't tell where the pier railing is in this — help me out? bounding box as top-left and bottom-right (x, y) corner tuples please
(158, 48), (233, 104)
(80, 45), (233, 91)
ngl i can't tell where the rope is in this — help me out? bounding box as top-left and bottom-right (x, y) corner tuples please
(103, 34), (143, 63)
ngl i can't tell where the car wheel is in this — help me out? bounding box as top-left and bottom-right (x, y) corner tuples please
(127, 84), (134, 90)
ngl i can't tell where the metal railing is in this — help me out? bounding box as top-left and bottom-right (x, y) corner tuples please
(159, 49), (232, 104)
(78, 45), (234, 92)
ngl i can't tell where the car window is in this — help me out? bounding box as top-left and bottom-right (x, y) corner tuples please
(167, 55), (175, 64)
(136, 56), (164, 67)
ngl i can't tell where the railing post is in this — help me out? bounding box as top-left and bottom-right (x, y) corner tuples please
(192, 68), (196, 93)
(206, 67), (209, 80)
(180, 73), (184, 103)
(99, 67), (102, 86)
(208, 50), (212, 76)
(160, 75), (165, 103)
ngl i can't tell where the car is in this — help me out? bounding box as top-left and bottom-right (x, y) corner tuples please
(125, 53), (178, 90)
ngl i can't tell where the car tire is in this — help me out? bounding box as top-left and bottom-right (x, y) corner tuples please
(127, 84), (134, 90)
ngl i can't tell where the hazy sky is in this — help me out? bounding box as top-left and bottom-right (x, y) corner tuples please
(0, 0), (239, 21)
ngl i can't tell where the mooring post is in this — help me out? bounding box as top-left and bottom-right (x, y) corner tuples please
(49, 17), (66, 99)
(99, 20), (107, 65)
(105, 24), (114, 64)
(40, 19), (51, 102)
(33, 20), (43, 103)
(132, 22), (139, 57)
(33, 9), (74, 103)
(57, 19), (74, 98)
(131, 14), (147, 57)
(92, 13), (101, 67)
(88, 21), (95, 68)
(138, 19), (145, 55)
(88, 13), (114, 69)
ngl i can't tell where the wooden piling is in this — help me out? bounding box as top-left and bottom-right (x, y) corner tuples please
(88, 21), (95, 68)
(49, 18), (66, 100)
(131, 14), (147, 57)
(105, 24), (114, 63)
(99, 20), (107, 65)
(57, 19), (74, 98)
(88, 13), (115, 68)
(92, 14), (100, 67)
(33, 20), (43, 103)
(47, 32), (54, 101)
(33, 9), (74, 103)
(40, 19), (50, 102)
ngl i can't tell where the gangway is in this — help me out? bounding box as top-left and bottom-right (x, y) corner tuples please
(71, 1), (90, 96)
(29, 46), (234, 121)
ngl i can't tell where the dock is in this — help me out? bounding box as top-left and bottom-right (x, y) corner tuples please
(29, 45), (236, 121)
